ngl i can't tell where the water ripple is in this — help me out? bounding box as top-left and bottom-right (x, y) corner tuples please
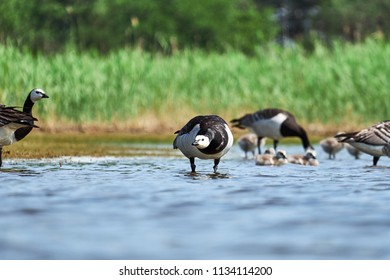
(1, 144), (390, 259)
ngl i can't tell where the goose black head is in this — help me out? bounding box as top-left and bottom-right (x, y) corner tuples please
(30, 88), (49, 103)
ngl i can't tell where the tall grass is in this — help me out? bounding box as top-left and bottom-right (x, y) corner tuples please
(0, 40), (389, 133)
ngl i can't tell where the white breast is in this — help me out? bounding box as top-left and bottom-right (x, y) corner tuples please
(220, 124), (234, 157)
(174, 124), (233, 160)
(250, 113), (287, 139)
(174, 124), (205, 158)
(0, 123), (21, 146)
(350, 142), (384, 157)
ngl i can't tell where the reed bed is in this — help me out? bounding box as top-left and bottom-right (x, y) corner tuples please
(0, 40), (389, 135)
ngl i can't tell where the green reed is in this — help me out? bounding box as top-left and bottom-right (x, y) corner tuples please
(0, 39), (389, 131)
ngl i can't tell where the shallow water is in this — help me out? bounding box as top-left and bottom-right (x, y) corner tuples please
(1, 143), (390, 260)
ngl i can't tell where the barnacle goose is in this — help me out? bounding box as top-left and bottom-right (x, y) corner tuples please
(173, 115), (233, 173)
(231, 108), (314, 154)
(336, 120), (390, 166)
(0, 89), (49, 167)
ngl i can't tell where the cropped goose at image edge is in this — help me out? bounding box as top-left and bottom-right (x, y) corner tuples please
(0, 89), (49, 167)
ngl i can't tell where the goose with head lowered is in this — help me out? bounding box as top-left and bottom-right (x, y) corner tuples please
(336, 120), (390, 166)
(231, 108), (314, 154)
(0, 88), (49, 167)
(173, 115), (233, 173)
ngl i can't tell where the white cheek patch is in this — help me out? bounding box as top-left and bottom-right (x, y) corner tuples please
(352, 142), (384, 157)
(194, 136), (210, 149)
(30, 89), (45, 102)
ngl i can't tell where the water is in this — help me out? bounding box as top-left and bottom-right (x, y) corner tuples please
(1, 143), (390, 260)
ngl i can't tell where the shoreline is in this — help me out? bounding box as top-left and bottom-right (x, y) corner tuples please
(2, 122), (348, 160)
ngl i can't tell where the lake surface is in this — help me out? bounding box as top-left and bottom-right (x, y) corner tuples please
(1, 143), (390, 260)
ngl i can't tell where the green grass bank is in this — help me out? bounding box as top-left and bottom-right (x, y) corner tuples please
(1, 40), (389, 136)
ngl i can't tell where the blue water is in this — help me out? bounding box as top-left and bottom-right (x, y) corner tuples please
(1, 143), (390, 259)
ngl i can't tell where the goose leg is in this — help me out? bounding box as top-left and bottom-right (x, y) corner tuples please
(273, 140), (279, 150)
(257, 137), (263, 154)
(373, 156), (380, 166)
(213, 158), (220, 173)
(190, 157), (196, 172)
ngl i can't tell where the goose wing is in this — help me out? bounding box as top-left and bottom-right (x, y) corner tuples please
(0, 105), (38, 128)
(174, 115), (227, 135)
(174, 116), (204, 136)
(356, 121), (390, 145)
(231, 108), (293, 128)
(173, 115), (228, 149)
(338, 121), (390, 145)
(254, 108), (293, 119)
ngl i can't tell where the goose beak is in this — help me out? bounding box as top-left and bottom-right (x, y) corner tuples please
(192, 140), (199, 146)
(42, 94), (49, 98)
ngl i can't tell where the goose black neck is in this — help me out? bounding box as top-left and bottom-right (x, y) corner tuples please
(23, 95), (34, 114)
(299, 127), (312, 150)
(14, 94), (35, 141)
(281, 122), (313, 151)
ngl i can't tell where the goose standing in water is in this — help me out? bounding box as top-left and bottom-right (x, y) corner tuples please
(0, 111), (37, 166)
(173, 115), (233, 173)
(336, 121), (390, 166)
(231, 108), (314, 154)
(0, 89), (49, 167)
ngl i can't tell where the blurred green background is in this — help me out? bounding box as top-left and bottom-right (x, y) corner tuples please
(0, 0), (389, 134)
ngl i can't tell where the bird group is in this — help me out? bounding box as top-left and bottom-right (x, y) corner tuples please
(317, 121), (390, 167)
(1, 91), (389, 172)
(174, 108), (320, 172)
(174, 107), (389, 172)
(319, 134), (361, 160)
